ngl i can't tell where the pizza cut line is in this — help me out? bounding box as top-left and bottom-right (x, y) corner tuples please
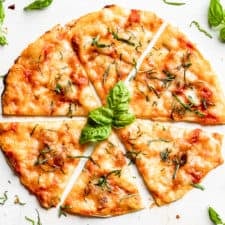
(0, 4), (224, 218)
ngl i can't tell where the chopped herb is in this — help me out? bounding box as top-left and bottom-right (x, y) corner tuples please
(14, 195), (26, 205)
(102, 64), (111, 84)
(25, 217), (35, 225)
(67, 155), (99, 167)
(147, 83), (160, 98)
(25, 209), (42, 225)
(54, 83), (63, 94)
(58, 206), (67, 218)
(190, 20), (213, 39)
(111, 30), (135, 46)
(30, 124), (38, 136)
(208, 206), (225, 225)
(24, 0), (53, 11)
(125, 150), (142, 165)
(192, 183), (205, 191)
(172, 93), (205, 117)
(0, 191), (8, 205)
(160, 148), (172, 162)
(148, 139), (170, 145)
(181, 52), (192, 85)
(95, 169), (122, 189)
(135, 41), (142, 52)
(152, 101), (158, 107)
(91, 36), (111, 48)
(172, 153), (187, 179)
(162, 0), (185, 5)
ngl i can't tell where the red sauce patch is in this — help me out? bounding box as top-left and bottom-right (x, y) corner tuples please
(188, 128), (201, 144)
(128, 10), (140, 23)
(71, 73), (88, 87)
(190, 171), (202, 184)
(199, 86), (213, 100)
(201, 112), (219, 124)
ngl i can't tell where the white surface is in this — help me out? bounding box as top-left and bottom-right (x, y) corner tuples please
(0, 0), (225, 225)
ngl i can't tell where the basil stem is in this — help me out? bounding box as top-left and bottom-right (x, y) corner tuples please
(162, 0), (185, 6)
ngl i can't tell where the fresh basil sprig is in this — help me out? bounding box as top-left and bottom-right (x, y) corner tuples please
(0, 0), (7, 46)
(208, 206), (225, 225)
(208, 0), (225, 42)
(24, 0), (53, 11)
(79, 81), (135, 144)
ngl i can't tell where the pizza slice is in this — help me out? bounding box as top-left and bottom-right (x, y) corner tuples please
(67, 5), (163, 103)
(61, 133), (143, 217)
(0, 119), (87, 208)
(116, 119), (223, 206)
(2, 25), (100, 116)
(129, 24), (225, 124)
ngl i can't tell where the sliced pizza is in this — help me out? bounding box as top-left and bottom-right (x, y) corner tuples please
(129, 24), (225, 124)
(67, 5), (163, 103)
(2, 25), (100, 116)
(62, 133), (143, 217)
(0, 119), (87, 208)
(116, 119), (223, 206)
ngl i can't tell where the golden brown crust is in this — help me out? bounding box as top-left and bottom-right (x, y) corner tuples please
(2, 25), (100, 116)
(0, 120), (87, 208)
(62, 133), (143, 217)
(130, 24), (225, 124)
(67, 5), (163, 103)
(116, 120), (223, 205)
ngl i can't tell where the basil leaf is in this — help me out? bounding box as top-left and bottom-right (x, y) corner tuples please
(113, 113), (135, 128)
(114, 103), (129, 113)
(219, 27), (225, 42)
(79, 124), (111, 144)
(208, 207), (224, 225)
(24, 0), (53, 11)
(0, 33), (7, 46)
(89, 107), (113, 126)
(208, 0), (224, 27)
(107, 81), (130, 111)
(0, 0), (5, 25)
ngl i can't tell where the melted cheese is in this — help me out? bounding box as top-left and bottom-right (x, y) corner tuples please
(67, 5), (163, 103)
(116, 119), (223, 205)
(62, 133), (143, 217)
(2, 25), (100, 116)
(0, 120), (87, 208)
(130, 24), (225, 124)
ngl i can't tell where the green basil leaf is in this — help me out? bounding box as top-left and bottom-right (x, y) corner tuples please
(208, 0), (224, 27)
(219, 27), (225, 42)
(0, 33), (7, 46)
(0, 0), (5, 25)
(89, 107), (113, 126)
(24, 0), (53, 11)
(79, 124), (111, 144)
(113, 113), (135, 128)
(114, 103), (129, 114)
(107, 81), (130, 111)
(208, 207), (224, 225)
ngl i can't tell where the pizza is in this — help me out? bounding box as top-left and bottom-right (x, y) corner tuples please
(0, 4), (224, 219)
(116, 119), (223, 205)
(129, 24), (225, 124)
(2, 25), (100, 116)
(0, 120), (87, 208)
(66, 5), (163, 103)
(61, 133), (143, 217)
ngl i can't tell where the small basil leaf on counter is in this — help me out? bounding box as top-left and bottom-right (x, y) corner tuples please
(208, 206), (224, 225)
(0, 33), (7, 46)
(208, 0), (224, 27)
(89, 107), (113, 126)
(0, 0), (5, 25)
(219, 27), (225, 42)
(24, 0), (53, 11)
(79, 125), (111, 144)
(113, 113), (135, 128)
